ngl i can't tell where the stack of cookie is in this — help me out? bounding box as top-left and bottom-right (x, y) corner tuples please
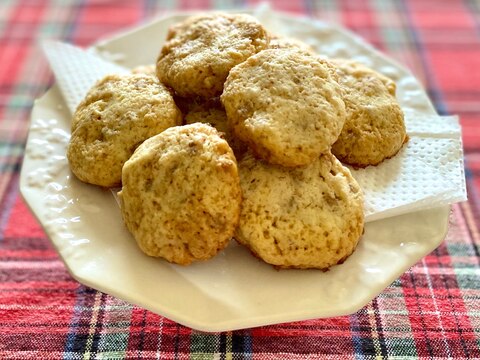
(67, 13), (407, 269)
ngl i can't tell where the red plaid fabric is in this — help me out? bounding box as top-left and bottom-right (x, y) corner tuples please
(1, 0), (479, 358)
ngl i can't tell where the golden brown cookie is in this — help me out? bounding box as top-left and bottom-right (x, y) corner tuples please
(118, 123), (242, 265)
(131, 64), (155, 75)
(67, 73), (181, 187)
(330, 59), (407, 167)
(156, 13), (269, 99)
(184, 99), (247, 158)
(235, 151), (364, 270)
(221, 48), (346, 167)
(269, 35), (315, 54)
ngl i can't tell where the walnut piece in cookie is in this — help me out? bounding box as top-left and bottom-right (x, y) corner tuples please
(118, 123), (242, 265)
(330, 59), (407, 167)
(156, 13), (269, 99)
(67, 73), (181, 188)
(221, 48), (346, 167)
(235, 151), (364, 270)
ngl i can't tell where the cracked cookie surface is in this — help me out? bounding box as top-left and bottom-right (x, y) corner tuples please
(118, 123), (242, 265)
(67, 73), (181, 187)
(331, 59), (407, 167)
(235, 151), (364, 270)
(221, 48), (346, 167)
(156, 13), (269, 99)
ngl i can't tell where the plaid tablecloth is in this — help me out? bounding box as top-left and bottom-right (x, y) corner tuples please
(1, 0), (480, 358)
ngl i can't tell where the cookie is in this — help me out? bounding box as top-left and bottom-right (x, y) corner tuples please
(67, 73), (182, 187)
(330, 59), (407, 167)
(269, 35), (315, 54)
(184, 99), (247, 158)
(156, 13), (269, 99)
(235, 151), (364, 270)
(173, 96), (202, 115)
(221, 49), (346, 167)
(118, 123), (242, 265)
(131, 64), (155, 75)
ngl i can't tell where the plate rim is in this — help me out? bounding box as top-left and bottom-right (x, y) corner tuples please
(20, 10), (451, 332)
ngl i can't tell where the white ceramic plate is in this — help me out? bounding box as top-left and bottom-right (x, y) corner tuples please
(21, 11), (450, 332)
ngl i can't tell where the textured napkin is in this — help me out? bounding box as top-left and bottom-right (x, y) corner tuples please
(41, 36), (466, 223)
(42, 41), (129, 113)
(354, 114), (465, 221)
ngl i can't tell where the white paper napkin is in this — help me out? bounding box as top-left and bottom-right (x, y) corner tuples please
(353, 114), (466, 221)
(42, 40), (129, 113)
